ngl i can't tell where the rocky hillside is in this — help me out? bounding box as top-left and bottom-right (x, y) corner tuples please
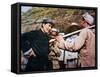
(21, 7), (95, 33)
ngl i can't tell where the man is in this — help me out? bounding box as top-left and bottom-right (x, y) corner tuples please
(21, 18), (54, 71)
(48, 28), (61, 69)
(64, 22), (80, 68)
(56, 12), (95, 67)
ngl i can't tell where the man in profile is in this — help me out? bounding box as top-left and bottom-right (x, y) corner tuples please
(56, 12), (95, 67)
(21, 18), (55, 71)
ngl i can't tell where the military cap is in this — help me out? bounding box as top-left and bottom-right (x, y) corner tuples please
(82, 12), (94, 25)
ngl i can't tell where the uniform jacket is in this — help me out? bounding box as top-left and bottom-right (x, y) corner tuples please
(48, 41), (61, 69)
(58, 28), (95, 67)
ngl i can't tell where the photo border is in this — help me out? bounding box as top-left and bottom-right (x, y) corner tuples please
(11, 2), (98, 74)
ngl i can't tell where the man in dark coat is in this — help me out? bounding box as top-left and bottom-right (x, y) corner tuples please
(21, 18), (54, 71)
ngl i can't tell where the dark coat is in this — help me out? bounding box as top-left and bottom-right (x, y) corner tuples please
(21, 29), (50, 71)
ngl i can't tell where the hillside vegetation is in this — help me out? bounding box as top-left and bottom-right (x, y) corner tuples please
(21, 7), (94, 33)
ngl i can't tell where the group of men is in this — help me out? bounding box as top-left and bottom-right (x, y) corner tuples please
(21, 12), (95, 72)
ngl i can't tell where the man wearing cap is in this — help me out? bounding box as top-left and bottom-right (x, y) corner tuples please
(48, 28), (61, 69)
(55, 12), (95, 67)
(21, 18), (54, 71)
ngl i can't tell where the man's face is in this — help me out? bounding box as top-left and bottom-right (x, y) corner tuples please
(50, 31), (58, 39)
(79, 18), (87, 28)
(42, 23), (52, 34)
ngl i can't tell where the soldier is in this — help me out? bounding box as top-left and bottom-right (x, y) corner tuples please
(21, 18), (55, 71)
(56, 12), (95, 67)
(48, 28), (61, 69)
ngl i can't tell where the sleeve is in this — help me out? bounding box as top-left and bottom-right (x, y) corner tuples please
(57, 29), (88, 51)
(21, 32), (31, 53)
(71, 29), (88, 51)
(58, 40), (73, 50)
(58, 29), (88, 51)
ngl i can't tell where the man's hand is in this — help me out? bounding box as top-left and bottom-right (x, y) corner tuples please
(55, 35), (65, 43)
(49, 39), (56, 43)
(24, 48), (36, 58)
